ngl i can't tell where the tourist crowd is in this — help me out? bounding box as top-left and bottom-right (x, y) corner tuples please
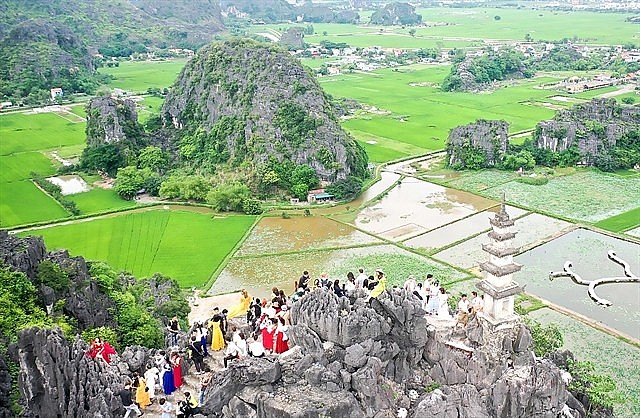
(92, 267), (485, 417)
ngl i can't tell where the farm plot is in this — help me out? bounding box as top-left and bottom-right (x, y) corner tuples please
(320, 66), (557, 162)
(481, 170), (640, 223)
(0, 181), (69, 227)
(210, 243), (470, 297)
(19, 209), (256, 288)
(67, 189), (137, 214)
(0, 112), (85, 155)
(236, 215), (381, 257)
(99, 59), (188, 92)
(433, 212), (573, 269)
(0, 152), (56, 183)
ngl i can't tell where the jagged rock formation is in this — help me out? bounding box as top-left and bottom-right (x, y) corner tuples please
(298, 5), (360, 24)
(535, 98), (640, 165)
(442, 50), (531, 92)
(85, 96), (145, 148)
(446, 120), (509, 169)
(201, 288), (577, 417)
(0, 355), (10, 418)
(278, 27), (305, 49)
(0, 230), (115, 329)
(159, 38), (369, 181)
(369, 2), (422, 26)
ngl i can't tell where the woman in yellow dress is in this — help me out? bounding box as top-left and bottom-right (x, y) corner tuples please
(135, 375), (151, 409)
(370, 272), (387, 299)
(209, 308), (226, 351)
(227, 289), (252, 319)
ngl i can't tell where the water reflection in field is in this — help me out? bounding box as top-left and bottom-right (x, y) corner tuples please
(236, 216), (381, 256)
(516, 228), (640, 339)
(354, 178), (495, 240)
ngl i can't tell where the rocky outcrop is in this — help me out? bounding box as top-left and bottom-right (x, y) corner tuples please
(278, 27), (305, 49)
(0, 232), (115, 330)
(535, 98), (640, 164)
(369, 2), (422, 25)
(85, 96), (145, 148)
(201, 288), (578, 418)
(0, 354), (11, 418)
(17, 328), (123, 417)
(159, 38), (369, 181)
(446, 119), (510, 168)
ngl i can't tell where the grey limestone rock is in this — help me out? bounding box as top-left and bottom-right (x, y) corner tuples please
(446, 120), (509, 168)
(85, 96), (144, 147)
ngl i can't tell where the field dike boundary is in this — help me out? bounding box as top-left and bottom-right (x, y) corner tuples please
(200, 214), (261, 296)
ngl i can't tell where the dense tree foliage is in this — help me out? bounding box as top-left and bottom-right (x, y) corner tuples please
(325, 176), (364, 200)
(525, 318), (563, 358)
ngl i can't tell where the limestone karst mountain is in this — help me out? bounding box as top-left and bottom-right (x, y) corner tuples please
(158, 38), (369, 182)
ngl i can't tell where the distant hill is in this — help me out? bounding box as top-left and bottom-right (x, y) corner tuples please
(157, 39), (369, 183)
(370, 2), (422, 26)
(0, 0), (225, 101)
(220, 0), (297, 23)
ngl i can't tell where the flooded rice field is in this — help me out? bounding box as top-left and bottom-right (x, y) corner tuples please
(354, 177), (495, 241)
(236, 216), (381, 256)
(210, 244), (470, 298)
(625, 226), (640, 238)
(516, 228), (640, 339)
(46, 175), (90, 195)
(404, 205), (528, 251)
(433, 212), (573, 268)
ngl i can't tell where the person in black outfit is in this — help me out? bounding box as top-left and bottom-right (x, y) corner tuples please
(220, 309), (229, 336)
(189, 335), (205, 375)
(119, 383), (142, 417)
(298, 271), (311, 290)
(167, 316), (180, 347)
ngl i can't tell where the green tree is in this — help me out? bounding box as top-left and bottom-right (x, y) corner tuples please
(181, 176), (211, 202)
(502, 150), (536, 171)
(290, 164), (319, 190)
(325, 176), (363, 200)
(138, 146), (167, 172)
(206, 183), (251, 212)
(113, 166), (149, 199)
(291, 183), (309, 200)
(409, 28), (416, 37)
(35, 260), (70, 292)
(568, 360), (618, 414)
(525, 318), (563, 357)
(80, 144), (125, 176)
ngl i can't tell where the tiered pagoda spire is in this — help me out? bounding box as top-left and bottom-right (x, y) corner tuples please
(476, 199), (522, 324)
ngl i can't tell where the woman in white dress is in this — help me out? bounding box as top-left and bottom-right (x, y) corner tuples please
(144, 364), (159, 400)
(437, 287), (451, 319)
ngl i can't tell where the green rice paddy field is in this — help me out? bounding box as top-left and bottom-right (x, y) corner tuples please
(19, 209), (256, 287)
(0, 181), (70, 227)
(320, 66), (558, 161)
(100, 59), (188, 92)
(261, 8), (638, 47)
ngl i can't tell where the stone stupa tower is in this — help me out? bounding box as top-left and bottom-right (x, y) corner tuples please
(476, 199), (522, 325)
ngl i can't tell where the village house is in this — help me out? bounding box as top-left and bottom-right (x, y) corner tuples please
(307, 188), (334, 204)
(50, 87), (63, 100)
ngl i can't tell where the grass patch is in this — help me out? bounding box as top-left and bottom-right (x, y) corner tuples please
(0, 181), (70, 227)
(594, 207), (640, 233)
(100, 59), (188, 92)
(0, 112), (85, 155)
(20, 209), (256, 287)
(67, 189), (137, 215)
(136, 96), (164, 123)
(0, 152), (56, 182)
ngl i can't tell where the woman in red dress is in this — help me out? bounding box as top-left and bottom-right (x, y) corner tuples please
(260, 317), (276, 353)
(171, 352), (183, 389)
(87, 337), (116, 364)
(274, 317), (289, 354)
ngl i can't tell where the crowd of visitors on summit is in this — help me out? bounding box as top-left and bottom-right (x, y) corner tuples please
(92, 267), (485, 417)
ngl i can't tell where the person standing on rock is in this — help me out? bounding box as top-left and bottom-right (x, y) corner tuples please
(143, 364), (159, 402)
(227, 289), (252, 319)
(162, 361), (175, 395)
(119, 383), (142, 418)
(455, 294), (470, 328)
(370, 270), (387, 298)
(171, 351), (183, 389)
(199, 371), (213, 405)
(209, 308), (225, 351)
(159, 397), (174, 418)
(437, 287), (451, 319)
(167, 316), (180, 347)
(188, 335), (205, 375)
(274, 317), (290, 354)
(355, 268), (367, 288)
(298, 271), (311, 290)
(134, 373), (151, 410)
